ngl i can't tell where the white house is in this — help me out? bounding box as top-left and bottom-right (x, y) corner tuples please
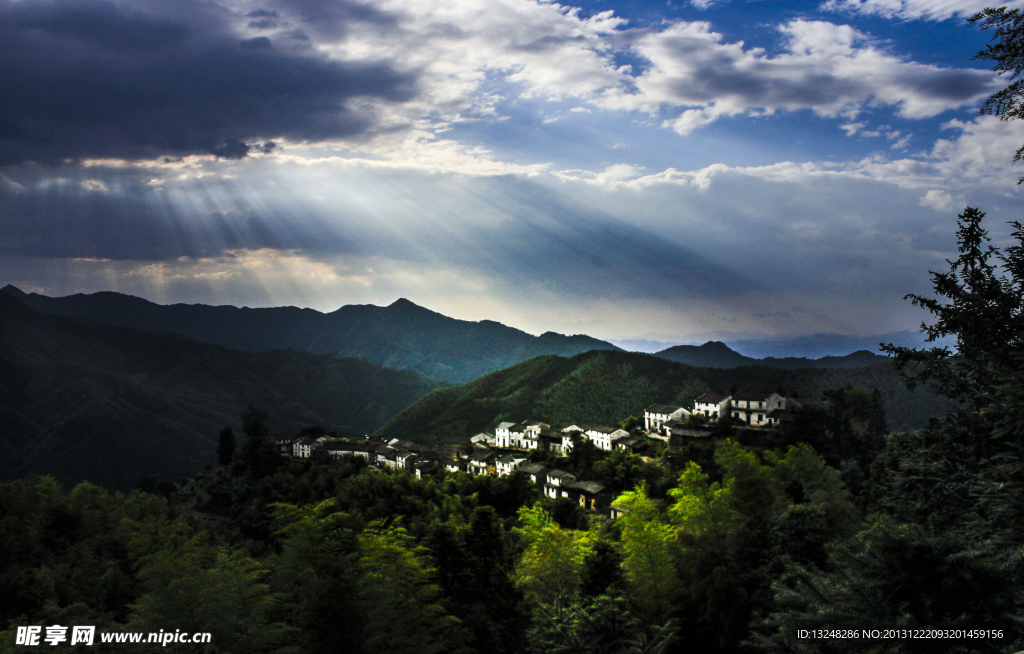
(323, 441), (370, 460)
(498, 420), (549, 450)
(581, 424), (630, 451)
(730, 391), (785, 426)
(644, 404), (690, 433)
(292, 437), (316, 458)
(377, 447), (401, 468)
(495, 454), (530, 476)
(468, 451), (496, 475)
(694, 393), (732, 419)
(471, 433), (496, 447)
(544, 469), (577, 499)
(494, 422), (517, 448)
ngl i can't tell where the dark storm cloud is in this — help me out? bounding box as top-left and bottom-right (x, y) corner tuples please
(0, 0), (417, 166)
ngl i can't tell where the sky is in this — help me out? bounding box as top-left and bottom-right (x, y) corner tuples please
(2, 0), (1023, 342)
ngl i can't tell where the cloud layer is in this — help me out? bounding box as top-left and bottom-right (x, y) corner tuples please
(822, 0), (1024, 21)
(0, 0), (1001, 166)
(0, 0), (416, 165)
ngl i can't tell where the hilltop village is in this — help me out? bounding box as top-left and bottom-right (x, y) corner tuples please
(278, 390), (824, 514)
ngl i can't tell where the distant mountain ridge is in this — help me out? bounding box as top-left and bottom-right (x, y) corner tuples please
(0, 291), (445, 490)
(654, 341), (888, 369)
(0, 286), (621, 383)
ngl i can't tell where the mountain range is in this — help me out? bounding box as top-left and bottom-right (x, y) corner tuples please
(0, 286), (954, 489)
(1, 286), (619, 384)
(652, 341), (887, 369)
(0, 292), (444, 490)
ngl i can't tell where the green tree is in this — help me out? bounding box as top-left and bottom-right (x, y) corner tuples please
(612, 483), (679, 621)
(271, 500), (363, 654)
(514, 505), (595, 604)
(241, 406), (279, 478)
(758, 208), (1024, 651)
(128, 522), (289, 653)
(356, 523), (468, 654)
(424, 507), (530, 654)
(580, 540), (626, 598)
(970, 7), (1024, 180)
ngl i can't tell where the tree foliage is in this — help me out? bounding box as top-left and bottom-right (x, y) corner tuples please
(970, 7), (1024, 176)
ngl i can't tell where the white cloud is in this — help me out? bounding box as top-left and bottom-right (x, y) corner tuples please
(841, 121), (866, 135)
(822, 0), (1024, 21)
(80, 179), (110, 192)
(607, 19), (998, 133)
(920, 189), (954, 210)
(234, 0), (1000, 148)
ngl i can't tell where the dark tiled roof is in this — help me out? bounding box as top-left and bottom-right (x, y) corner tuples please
(519, 463), (548, 475)
(793, 397), (824, 407)
(569, 481), (606, 494)
(732, 391), (775, 402)
(695, 393), (729, 404)
(581, 424), (618, 434)
(646, 404), (684, 414)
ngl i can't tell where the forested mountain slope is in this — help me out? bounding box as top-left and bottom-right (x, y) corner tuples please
(375, 349), (954, 445)
(1, 286), (620, 383)
(0, 292), (444, 490)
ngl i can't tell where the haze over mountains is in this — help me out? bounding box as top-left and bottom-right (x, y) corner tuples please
(653, 341), (887, 369)
(610, 331), (946, 358)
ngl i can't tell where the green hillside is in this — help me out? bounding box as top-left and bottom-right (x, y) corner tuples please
(375, 349), (954, 445)
(0, 293), (445, 490)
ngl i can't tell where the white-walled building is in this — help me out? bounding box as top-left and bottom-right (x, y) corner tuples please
(495, 454), (530, 476)
(730, 391), (785, 426)
(494, 422), (516, 448)
(581, 424), (630, 451)
(292, 437), (316, 458)
(694, 393), (732, 419)
(496, 420), (549, 450)
(544, 469), (577, 499)
(644, 404), (690, 433)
